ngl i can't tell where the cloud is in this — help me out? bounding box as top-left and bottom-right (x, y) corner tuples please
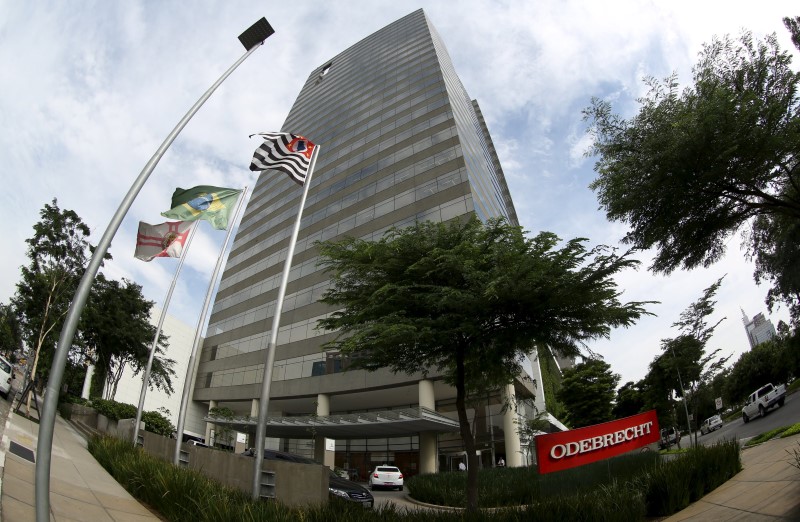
(1, 0), (794, 390)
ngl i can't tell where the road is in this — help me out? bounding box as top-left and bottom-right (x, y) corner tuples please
(681, 391), (798, 448)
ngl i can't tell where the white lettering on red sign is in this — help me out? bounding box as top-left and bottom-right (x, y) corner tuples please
(549, 421), (653, 460)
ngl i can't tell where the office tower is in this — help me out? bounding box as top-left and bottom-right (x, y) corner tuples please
(193, 9), (535, 477)
(742, 310), (777, 349)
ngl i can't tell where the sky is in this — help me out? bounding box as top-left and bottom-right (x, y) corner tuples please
(1, 1), (796, 388)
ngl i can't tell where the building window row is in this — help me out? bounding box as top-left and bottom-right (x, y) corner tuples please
(220, 138), (463, 290)
(208, 192), (473, 341)
(214, 160), (467, 312)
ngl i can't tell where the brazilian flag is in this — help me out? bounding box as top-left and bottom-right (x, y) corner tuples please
(161, 185), (242, 230)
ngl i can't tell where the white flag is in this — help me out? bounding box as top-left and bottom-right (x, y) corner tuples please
(249, 132), (316, 185)
(134, 221), (192, 262)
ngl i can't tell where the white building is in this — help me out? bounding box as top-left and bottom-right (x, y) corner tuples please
(110, 306), (207, 441)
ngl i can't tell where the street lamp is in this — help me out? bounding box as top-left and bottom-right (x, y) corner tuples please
(34, 17), (274, 522)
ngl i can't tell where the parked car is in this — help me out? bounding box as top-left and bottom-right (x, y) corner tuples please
(0, 356), (14, 399)
(742, 383), (786, 423)
(261, 449), (374, 508)
(659, 426), (680, 449)
(368, 465), (404, 491)
(700, 414), (723, 435)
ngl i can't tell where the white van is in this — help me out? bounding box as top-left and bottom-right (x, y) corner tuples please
(0, 355), (13, 399)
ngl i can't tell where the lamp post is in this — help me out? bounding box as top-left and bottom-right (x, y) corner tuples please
(668, 341), (693, 449)
(34, 18), (274, 522)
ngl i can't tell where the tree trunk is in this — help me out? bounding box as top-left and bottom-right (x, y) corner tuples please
(455, 345), (480, 512)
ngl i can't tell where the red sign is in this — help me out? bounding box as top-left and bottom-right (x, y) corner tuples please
(535, 410), (660, 474)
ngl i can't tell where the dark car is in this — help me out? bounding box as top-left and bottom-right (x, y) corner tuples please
(260, 449), (373, 508)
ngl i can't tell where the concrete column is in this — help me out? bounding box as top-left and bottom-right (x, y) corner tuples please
(419, 379), (435, 409)
(204, 400), (217, 445)
(502, 383), (522, 467)
(248, 399), (259, 448)
(418, 379), (437, 474)
(314, 394), (334, 468)
(81, 364), (94, 400)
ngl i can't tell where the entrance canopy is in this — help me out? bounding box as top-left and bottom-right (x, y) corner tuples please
(204, 406), (460, 439)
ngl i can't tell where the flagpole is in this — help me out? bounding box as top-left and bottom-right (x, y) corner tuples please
(251, 146), (320, 500)
(173, 187), (250, 465)
(132, 222), (199, 446)
(34, 19), (273, 520)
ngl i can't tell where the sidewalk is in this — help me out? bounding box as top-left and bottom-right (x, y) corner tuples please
(0, 410), (160, 521)
(664, 433), (800, 521)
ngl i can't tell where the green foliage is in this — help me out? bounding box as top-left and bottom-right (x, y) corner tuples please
(89, 398), (173, 436)
(0, 302), (23, 359)
(317, 216), (652, 511)
(613, 380), (646, 419)
(537, 346), (568, 421)
(642, 440), (741, 516)
(723, 334), (796, 405)
(643, 279), (729, 429)
(141, 409), (175, 437)
(557, 358), (620, 428)
(208, 406), (236, 449)
(745, 425), (794, 446)
(585, 27), (800, 324)
(318, 217), (651, 379)
(90, 398), (137, 421)
(81, 274), (175, 400)
(13, 199), (95, 384)
(89, 434), (740, 521)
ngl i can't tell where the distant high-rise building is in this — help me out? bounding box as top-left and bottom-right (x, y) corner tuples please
(742, 310), (777, 348)
(193, 9), (538, 477)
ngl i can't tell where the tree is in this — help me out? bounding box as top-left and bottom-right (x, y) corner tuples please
(80, 275), (175, 400)
(208, 406), (236, 450)
(317, 216), (651, 511)
(613, 379), (646, 419)
(650, 279), (730, 438)
(584, 25), (800, 322)
(0, 303), (23, 360)
(557, 358), (620, 428)
(12, 199), (99, 406)
(723, 329), (797, 405)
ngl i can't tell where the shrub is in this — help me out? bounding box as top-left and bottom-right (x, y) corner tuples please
(89, 398), (174, 436)
(90, 398), (137, 421)
(643, 440), (741, 516)
(141, 410), (175, 437)
(89, 436), (742, 521)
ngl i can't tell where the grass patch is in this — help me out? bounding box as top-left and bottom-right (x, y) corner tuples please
(779, 423), (800, 438)
(745, 426), (793, 446)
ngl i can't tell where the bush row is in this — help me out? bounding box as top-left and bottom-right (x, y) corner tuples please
(89, 435), (741, 521)
(407, 440), (741, 517)
(62, 397), (175, 436)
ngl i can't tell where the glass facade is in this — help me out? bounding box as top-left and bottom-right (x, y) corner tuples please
(194, 10), (522, 461)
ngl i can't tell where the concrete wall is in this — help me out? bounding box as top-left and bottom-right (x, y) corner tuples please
(67, 403), (328, 507)
(139, 431), (328, 506)
(140, 431), (328, 507)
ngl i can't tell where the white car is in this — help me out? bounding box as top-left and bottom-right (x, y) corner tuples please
(0, 356), (13, 399)
(700, 414), (723, 435)
(368, 465), (403, 491)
